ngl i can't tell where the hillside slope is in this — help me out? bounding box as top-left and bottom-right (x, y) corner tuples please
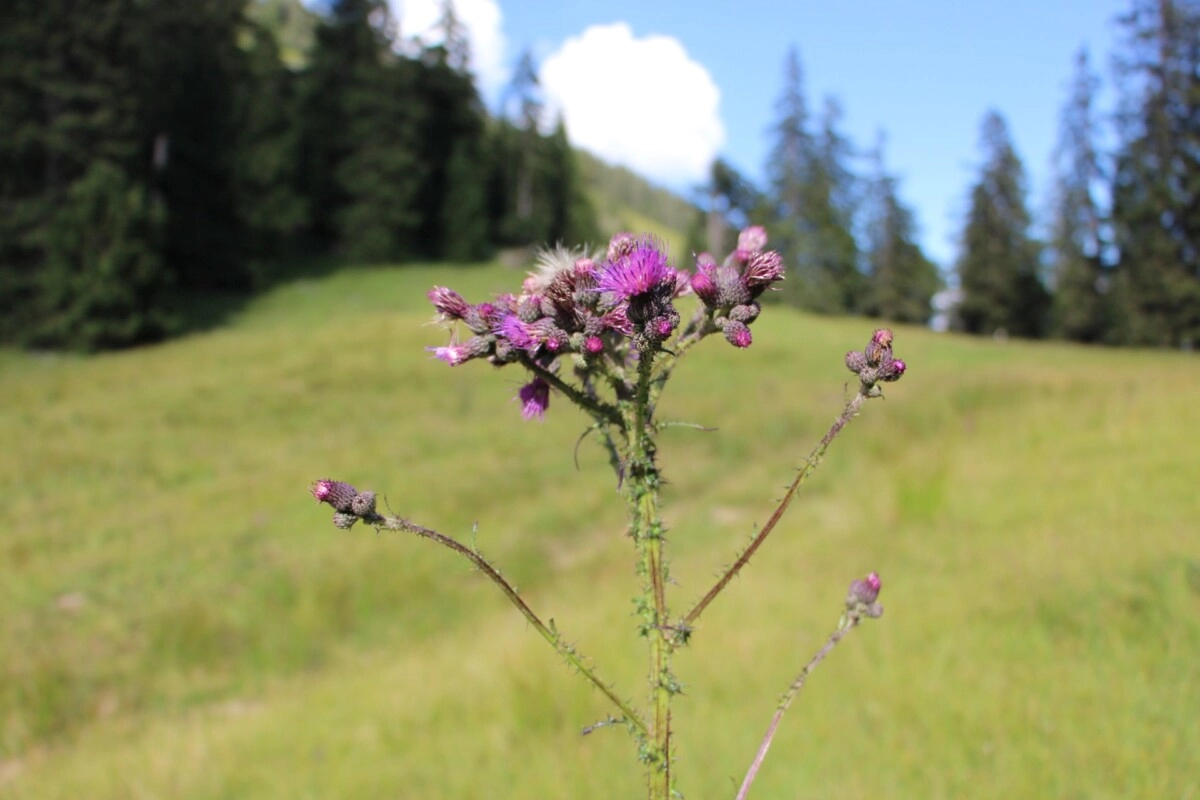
(1, 263), (1197, 798)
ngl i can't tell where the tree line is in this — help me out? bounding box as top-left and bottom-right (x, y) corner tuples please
(699, 0), (1199, 348)
(0, 0), (598, 351)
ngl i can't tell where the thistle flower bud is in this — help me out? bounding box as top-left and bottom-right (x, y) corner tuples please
(428, 286), (470, 320)
(845, 350), (869, 374)
(311, 479), (358, 513)
(721, 319), (753, 348)
(846, 572), (883, 618)
(728, 302), (760, 324)
(332, 512), (358, 529)
(878, 357), (906, 382)
(583, 335), (605, 355)
(606, 232), (638, 261)
(690, 267), (719, 306)
(351, 490), (377, 517)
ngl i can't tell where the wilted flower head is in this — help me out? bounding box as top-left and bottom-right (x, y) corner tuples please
(428, 286), (470, 321)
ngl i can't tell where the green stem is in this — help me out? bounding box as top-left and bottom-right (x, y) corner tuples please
(681, 387), (870, 631)
(627, 350), (674, 799)
(368, 513), (649, 739)
(734, 615), (863, 800)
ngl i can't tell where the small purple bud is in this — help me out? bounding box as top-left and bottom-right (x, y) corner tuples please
(872, 328), (894, 349)
(690, 267), (719, 306)
(606, 232), (638, 261)
(722, 319), (753, 348)
(846, 571), (882, 607)
(518, 377), (551, 421)
(311, 479), (358, 513)
(583, 335), (605, 354)
(878, 357), (906, 382)
(652, 315), (677, 338)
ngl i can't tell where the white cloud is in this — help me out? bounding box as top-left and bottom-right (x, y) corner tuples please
(390, 0), (507, 97)
(539, 22), (724, 186)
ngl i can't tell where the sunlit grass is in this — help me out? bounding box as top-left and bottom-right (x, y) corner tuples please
(1, 263), (1198, 798)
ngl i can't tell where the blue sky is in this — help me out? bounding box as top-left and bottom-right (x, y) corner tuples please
(390, 0), (1129, 267)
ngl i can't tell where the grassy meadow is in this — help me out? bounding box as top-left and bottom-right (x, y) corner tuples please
(1, 260), (1198, 798)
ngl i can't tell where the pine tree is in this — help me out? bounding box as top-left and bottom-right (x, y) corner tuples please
(954, 111), (1049, 338)
(0, 0), (169, 347)
(34, 161), (173, 350)
(1049, 49), (1113, 343)
(231, 19), (307, 283)
(1110, 0), (1200, 347)
(765, 47), (812, 307)
(864, 137), (941, 324)
(803, 98), (863, 313)
(764, 50), (862, 313)
(135, 0), (251, 289)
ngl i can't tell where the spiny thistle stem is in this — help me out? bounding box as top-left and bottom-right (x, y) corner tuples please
(370, 512), (649, 739)
(734, 614), (863, 800)
(628, 350), (674, 799)
(681, 386), (871, 631)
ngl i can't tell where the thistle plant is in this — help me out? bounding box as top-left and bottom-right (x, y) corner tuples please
(309, 228), (906, 799)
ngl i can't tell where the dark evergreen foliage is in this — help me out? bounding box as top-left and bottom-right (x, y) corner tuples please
(764, 50), (862, 314)
(1049, 50), (1114, 343)
(863, 140), (941, 325)
(954, 111), (1049, 338)
(1110, 0), (1200, 347)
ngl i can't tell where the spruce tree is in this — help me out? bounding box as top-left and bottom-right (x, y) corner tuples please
(1049, 49), (1113, 343)
(864, 138), (941, 324)
(1110, 0), (1200, 347)
(954, 111), (1049, 338)
(765, 47), (813, 307)
(0, 0), (170, 347)
(135, 0), (250, 289)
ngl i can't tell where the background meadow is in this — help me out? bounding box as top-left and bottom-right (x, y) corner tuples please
(2, 261), (1198, 798)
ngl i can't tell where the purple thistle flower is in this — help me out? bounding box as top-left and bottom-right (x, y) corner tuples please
(428, 286), (470, 320)
(583, 335), (605, 354)
(598, 239), (677, 301)
(497, 315), (538, 351)
(518, 377), (550, 421)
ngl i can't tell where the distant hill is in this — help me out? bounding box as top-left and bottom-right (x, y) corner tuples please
(576, 150), (701, 258)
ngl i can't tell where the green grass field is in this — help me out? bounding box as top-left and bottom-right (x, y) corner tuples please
(2, 262), (1198, 798)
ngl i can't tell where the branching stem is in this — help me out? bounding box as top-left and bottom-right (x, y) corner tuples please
(367, 513), (648, 739)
